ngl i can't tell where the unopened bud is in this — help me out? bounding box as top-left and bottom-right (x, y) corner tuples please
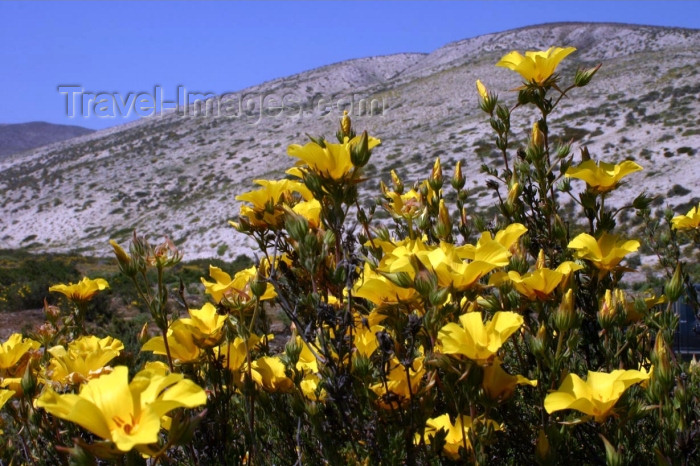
(531, 122), (545, 149)
(476, 79), (488, 100)
(390, 170), (404, 194)
(535, 250), (546, 270)
(597, 289), (617, 329)
(381, 271), (414, 289)
(138, 322), (150, 345)
(351, 130), (370, 168)
(436, 199), (452, 240)
(535, 429), (551, 463)
(429, 157), (443, 191)
(664, 263), (684, 302)
(250, 278), (268, 299)
(413, 259), (437, 298)
(554, 289), (576, 332)
(575, 64), (601, 87)
(340, 110), (352, 137)
(451, 160), (465, 190)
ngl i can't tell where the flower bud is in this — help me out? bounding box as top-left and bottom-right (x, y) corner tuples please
(340, 110), (352, 138)
(535, 429), (551, 463)
(664, 263), (684, 303)
(429, 157), (443, 191)
(574, 64), (601, 87)
(535, 250), (546, 270)
(351, 130), (371, 168)
(451, 160), (465, 190)
(390, 170), (404, 194)
(597, 289), (616, 329)
(381, 271), (414, 289)
(250, 277), (268, 299)
(531, 122), (545, 149)
(436, 199), (452, 240)
(476, 79), (488, 100)
(138, 322), (150, 345)
(652, 332), (672, 385)
(554, 289), (577, 332)
(412, 259), (437, 298)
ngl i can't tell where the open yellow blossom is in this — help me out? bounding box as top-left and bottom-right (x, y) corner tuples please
(179, 303), (227, 347)
(287, 134), (380, 180)
(236, 179), (313, 228)
(353, 323), (384, 358)
(565, 159), (642, 194)
(491, 262), (582, 301)
(201, 265), (276, 305)
(438, 311), (523, 365)
(353, 263), (421, 308)
(142, 320), (201, 364)
(49, 277), (109, 302)
(371, 356), (425, 408)
(250, 356), (293, 393)
(482, 358), (537, 401)
(671, 203), (700, 230)
(292, 198), (322, 228)
(0, 333), (40, 393)
(420, 414), (500, 459)
(384, 189), (423, 220)
(457, 223), (528, 259)
(35, 366), (206, 453)
(46, 335), (124, 386)
(0, 333), (40, 370)
(568, 232), (640, 276)
(496, 46), (576, 85)
(544, 368), (651, 422)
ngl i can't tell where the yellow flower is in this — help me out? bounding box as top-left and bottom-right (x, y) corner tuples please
(201, 265), (276, 305)
(353, 323), (384, 358)
(49, 277), (109, 302)
(300, 373), (325, 401)
(236, 179), (313, 228)
(142, 320), (201, 364)
(0, 333), (40, 393)
(294, 336), (320, 373)
(179, 303), (227, 347)
(287, 134), (380, 180)
(495, 261), (582, 301)
(420, 414), (500, 459)
(565, 159), (642, 194)
(482, 358), (537, 401)
(384, 189), (423, 220)
(250, 356), (293, 393)
(0, 389), (14, 409)
(671, 203), (700, 230)
(0, 333), (40, 370)
(371, 356), (425, 408)
(568, 232), (640, 276)
(213, 334), (267, 386)
(353, 262), (421, 308)
(35, 366), (206, 453)
(496, 46), (576, 85)
(46, 335), (124, 386)
(544, 368), (651, 422)
(292, 198), (322, 228)
(438, 311), (523, 365)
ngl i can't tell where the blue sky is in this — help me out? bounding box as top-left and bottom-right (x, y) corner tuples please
(1, 1), (698, 130)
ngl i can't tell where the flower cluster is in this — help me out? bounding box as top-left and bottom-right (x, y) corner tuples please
(1, 45), (696, 465)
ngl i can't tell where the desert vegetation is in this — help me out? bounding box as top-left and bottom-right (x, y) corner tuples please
(1, 45), (699, 465)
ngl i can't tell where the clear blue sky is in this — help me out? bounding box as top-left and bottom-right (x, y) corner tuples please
(1, 1), (698, 130)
